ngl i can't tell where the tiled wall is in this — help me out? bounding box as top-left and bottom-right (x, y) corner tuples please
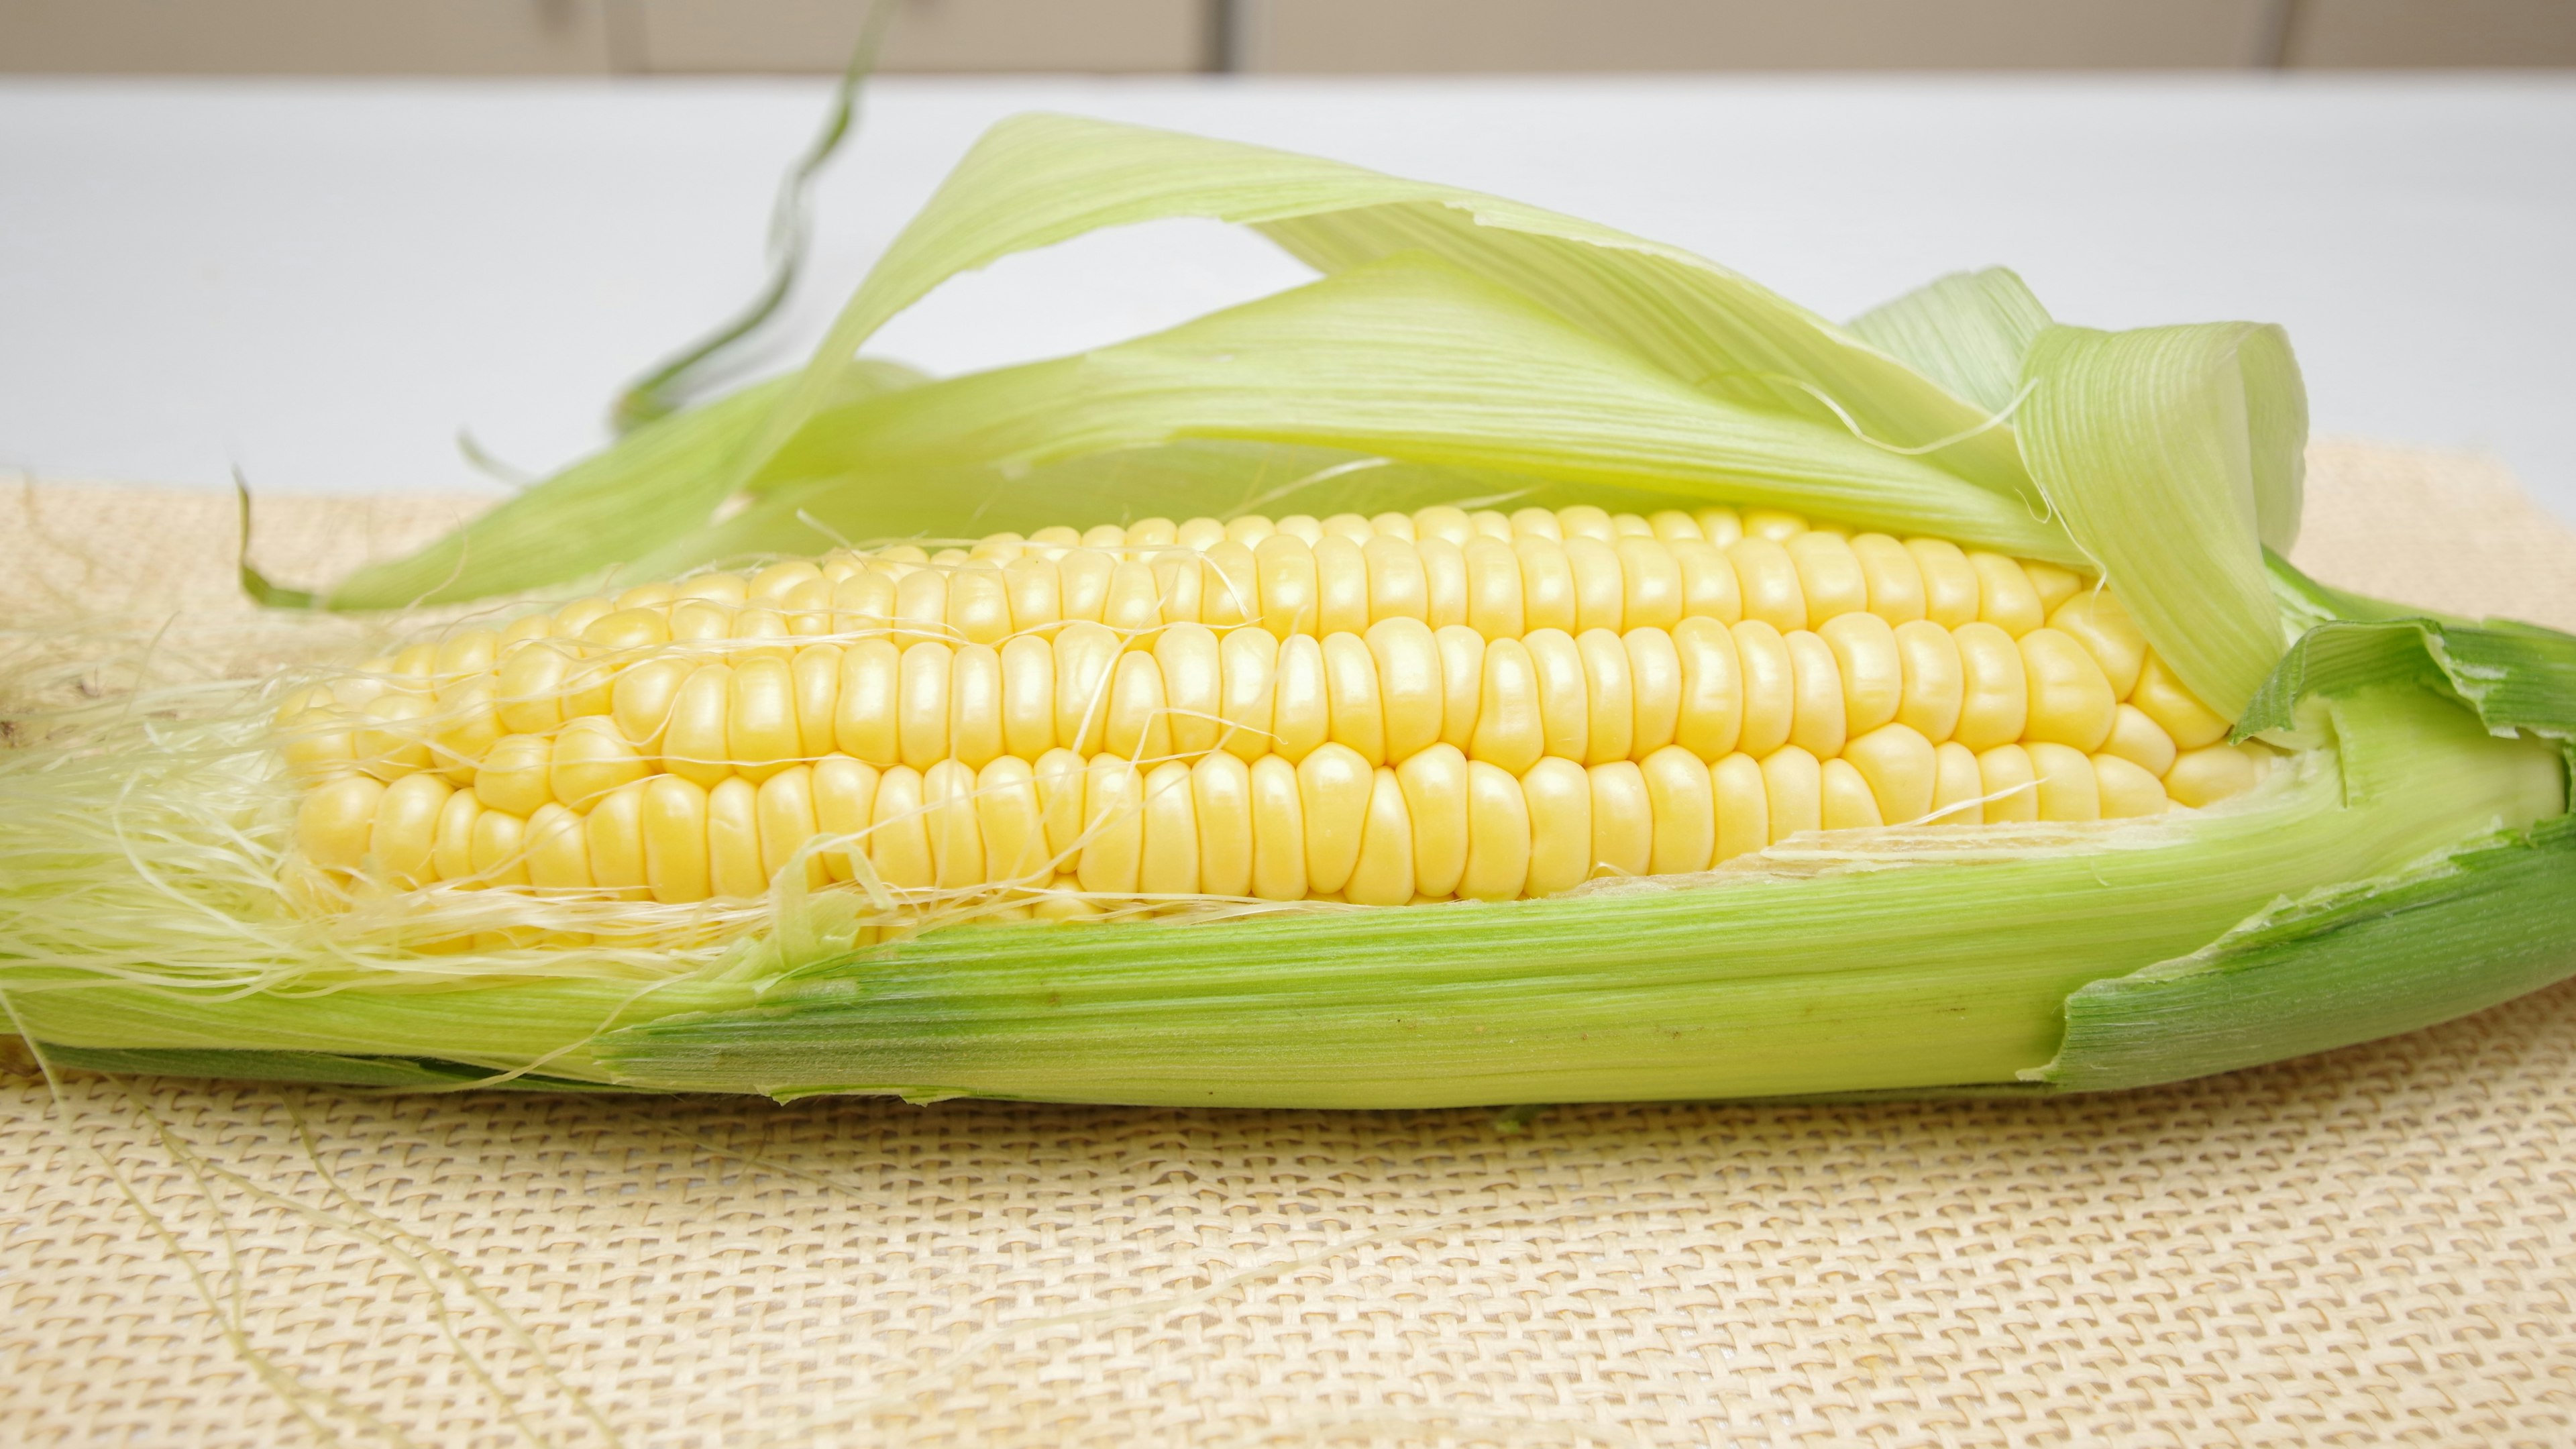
(3, 0), (2569, 74)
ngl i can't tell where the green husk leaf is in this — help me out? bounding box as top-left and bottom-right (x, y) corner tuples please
(641, 441), (1694, 575)
(2018, 322), (2309, 718)
(2236, 616), (2576, 743)
(323, 361), (923, 610)
(739, 112), (2039, 513)
(2033, 812), (2576, 1091)
(1847, 267), (2051, 417)
(608, 0), (894, 433)
(748, 252), (2080, 561)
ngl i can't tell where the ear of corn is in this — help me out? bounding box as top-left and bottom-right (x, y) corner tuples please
(7, 116), (2573, 1104)
(274, 505), (2263, 932)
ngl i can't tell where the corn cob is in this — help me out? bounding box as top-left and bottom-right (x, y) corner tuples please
(280, 502), (2271, 933)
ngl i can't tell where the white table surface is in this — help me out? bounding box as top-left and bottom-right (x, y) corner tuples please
(5, 74), (2574, 524)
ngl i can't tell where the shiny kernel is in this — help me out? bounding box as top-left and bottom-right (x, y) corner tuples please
(2166, 742), (2271, 808)
(2131, 653), (2233, 750)
(1520, 757), (1592, 897)
(549, 718), (649, 810)
(2094, 753), (2169, 818)
(298, 773), (386, 873)
(2027, 742), (2101, 821)
(2019, 627), (2118, 752)
(1844, 722), (1938, 825)
(1820, 757), (1884, 831)
(473, 733), (554, 816)
(1344, 767), (1415, 906)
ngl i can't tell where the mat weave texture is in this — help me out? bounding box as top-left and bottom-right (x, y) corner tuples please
(3, 444), (2574, 1448)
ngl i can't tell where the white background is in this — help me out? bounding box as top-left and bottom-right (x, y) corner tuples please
(4, 74), (2572, 521)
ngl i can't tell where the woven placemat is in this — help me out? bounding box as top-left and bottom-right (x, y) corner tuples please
(4, 445), (2573, 1448)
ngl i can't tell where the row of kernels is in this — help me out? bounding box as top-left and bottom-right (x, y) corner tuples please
(298, 502), (2097, 712)
(504, 527), (2088, 655)
(298, 731), (2275, 912)
(286, 587), (2220, 830)
(931, 502), (1845, 561)
(395, 613), (2224, 839)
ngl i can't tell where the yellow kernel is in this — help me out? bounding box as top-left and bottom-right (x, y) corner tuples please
(1564, 535), (1625, 633)
(1969, 551), (2045, 637)
(1759, 746), (1822, 843)
(1851, 534), (1927, 624)
(1190, 752), (1254, 897)
(1727, 536), (1807, 633)
(1322, 631), (1386, 767)
(1641, 744), (1715, 875)
(2027, 742), (2101, 822)
(1344, 767), (1415, 906)
(473, 733), (554, 816)
(1254, 534), (1318, 637)
(1845, 722), (1938, 826)
(1906, 537), (1981, 628)
(1248, 753), (1307, 902)
(297, 773), (386, 873)
(1463, 535), (1525, 638)
(1786, 530), (1869, 629)
(431, 788), (484, 885)
(1149, 547), (1203, 627)
(468, 807), (531, 888)
(661, 662), (735, 788)
(525, 802), (594, 892)
(1671, 539), (1741, 624)
(924, 759), (987, 892)
(1929, 741), (1985, 824)
(1105, 648), (1174, 763)
(585, 782), (650, 900)
(1784, 629), (1846, 760)
(1397, 743), (1470, 899)
(1892, 619), (1964, 744)
(368, 772), (453, 888)
(1587, 760), (1652, 880)
(1295, 743), (1373, 897)
(812, 755), (881, 884)
(1520, 757), (1592, 897)
(1977, 744), (2039, 824)
(1417, 535), (1467, 629)
(1730, 620), (1794, 759)
(870, 765), (934, 892)
(354, 692), (433, 782)
(1820, 757), (1883, 832)
(1821, 611), (1903, 738)
(1348, 535), (1424, 629)
(549, 718), (649, 811)
(2094, 753), (2169, 818)
(1613, 535), (1683, 631)
(609, 657), (690, 757)
(1270, 635), (1330, 764)
(2131, 652), (2233, 750)
(1527, 628), (1589, 764)
(1515, 535), (1578, 633)
(2167, 741), (2272, 808)
(1218, 625), (1280, 762)
(729, 654), (804, 783)
(1369, 616), (1444, 766)
(1711, 753), (1768, 864)
(1951, 623), (2029, 751)
(2019, 627), (2118, 752)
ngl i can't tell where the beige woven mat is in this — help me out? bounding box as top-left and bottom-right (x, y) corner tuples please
(4, 444), (2574, 1448)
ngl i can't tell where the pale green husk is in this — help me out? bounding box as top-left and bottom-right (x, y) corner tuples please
(7, 115), (2573, 1103)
